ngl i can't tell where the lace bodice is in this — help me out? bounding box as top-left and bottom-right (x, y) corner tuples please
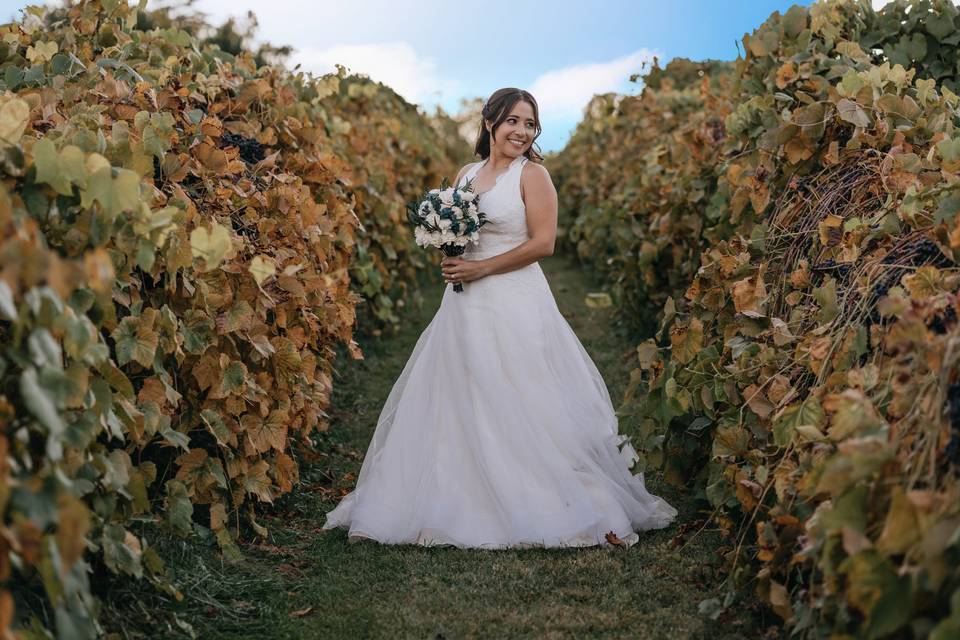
(457, 155), (531, 261)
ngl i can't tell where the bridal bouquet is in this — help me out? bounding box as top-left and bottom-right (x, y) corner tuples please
(406, 177), (488, 292)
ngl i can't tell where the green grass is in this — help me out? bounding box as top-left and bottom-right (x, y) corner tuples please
(97, 255), (784, 640)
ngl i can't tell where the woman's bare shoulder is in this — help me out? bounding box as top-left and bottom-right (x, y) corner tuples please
(519, 159), (556, 204)
(520, 159), (554, 187)
(453, 161), (481, 186)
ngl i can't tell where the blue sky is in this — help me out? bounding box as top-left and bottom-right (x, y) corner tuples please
(0, 0), (835, 151)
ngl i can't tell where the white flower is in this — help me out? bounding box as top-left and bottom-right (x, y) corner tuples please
(428, 188), (440, 196)
(460, 191), (475, 203)
(418, 200), (432, 216)
(426, 212), (441, 228)
(440, 230), (456, 244)
(438, 217), (452, 230)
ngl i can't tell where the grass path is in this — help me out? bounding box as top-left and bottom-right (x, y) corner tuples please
(102, 255), (781, 639)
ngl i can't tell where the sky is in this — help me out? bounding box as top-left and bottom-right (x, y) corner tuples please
(0, 0), (910, 152)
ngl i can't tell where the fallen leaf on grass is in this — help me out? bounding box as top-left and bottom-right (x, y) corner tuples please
(605, 531), (628, 548)
(289, 606), (313, 618)
(279, 562), (304, 578)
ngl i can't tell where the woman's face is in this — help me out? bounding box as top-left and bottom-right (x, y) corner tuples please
(486, 100), (536, 158)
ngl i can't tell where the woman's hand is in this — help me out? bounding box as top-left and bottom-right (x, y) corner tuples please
(441, 256), (488, 285)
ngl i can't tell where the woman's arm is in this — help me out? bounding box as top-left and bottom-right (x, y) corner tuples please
(441, 161), (558, 286)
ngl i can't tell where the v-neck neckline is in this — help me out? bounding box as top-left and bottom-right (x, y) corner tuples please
(473, 155), (523, 197)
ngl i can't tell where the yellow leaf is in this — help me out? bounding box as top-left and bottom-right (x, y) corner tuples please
(249, 255), (276, 285)
(670, 317), (704, 365)
(876, 486), (920, 555)
(0, 94), (30, 148)
(25, 40), (58, 63)
(818, 215), (844, 247)
(584, 292), (612, 308)
(190, 222), (232, 271)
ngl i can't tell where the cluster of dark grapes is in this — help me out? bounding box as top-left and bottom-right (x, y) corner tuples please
(945, 381), (960, 465)
(928, 305), (957, 335)
(810, 258), (851, 279)
(221, 132), (266, 164)
(867, 238), (954, 324)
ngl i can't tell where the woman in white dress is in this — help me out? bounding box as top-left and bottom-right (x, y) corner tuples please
(322, 88), (677, 549)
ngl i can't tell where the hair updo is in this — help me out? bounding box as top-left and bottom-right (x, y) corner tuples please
(474, 88), (544, 163)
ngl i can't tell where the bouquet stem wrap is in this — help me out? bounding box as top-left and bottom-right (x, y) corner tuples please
(442, 243), (467, 292)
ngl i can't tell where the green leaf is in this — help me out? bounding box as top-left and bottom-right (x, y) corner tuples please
(20, 367), (66, 460)
(201, 409), (232, 447)
(837, 99), (871, 129)
(840, 550), (911, 638)
(817, 484), (868, 532)
(813, 277), (839, 324)
(781, 5), (807, 38)
(159, 423), (190, 451)
(937, 137), (960, 163)
(217, 301), (253, 334)
(926, 11), (957, 41)
(80, 166), (142, 221)
(59, 145), (87, 189)
(111, 316), (158, 368)
(33, 138), (73, 195)
(218, 361), (247, 396)
(164, 479), (194, 536)
(773, 397), (824, 447)
(179, 311), (215, 354)
(102, 524), (143, 578)
(0, 281), (15, 319)
(4, 66), (23, 90)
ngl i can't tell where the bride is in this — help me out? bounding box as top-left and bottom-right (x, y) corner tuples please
(322, 87), (677, 549)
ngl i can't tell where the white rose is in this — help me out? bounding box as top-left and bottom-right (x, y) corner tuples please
(440, 230), (456, 244)
(460, 191), (475, 202)
(438, 217), (452, 230)
(426, 212), (441, 227)
(428, 188), (440, 196)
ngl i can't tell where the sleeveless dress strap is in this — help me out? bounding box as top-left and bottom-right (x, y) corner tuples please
(458, 161), (483, 189)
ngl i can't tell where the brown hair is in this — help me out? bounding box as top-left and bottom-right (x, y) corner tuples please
(474, 88), (544, 163)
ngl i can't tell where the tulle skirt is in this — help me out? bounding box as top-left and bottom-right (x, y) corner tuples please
(321, 261), (677, 549)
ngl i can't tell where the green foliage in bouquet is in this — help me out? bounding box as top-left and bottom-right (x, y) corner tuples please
(554, 0), (960, 636)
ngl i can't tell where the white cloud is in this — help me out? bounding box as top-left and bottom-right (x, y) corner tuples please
(872, 0), (960, 8)
(528, 48), (659, 121)
(289, 41), (457, 106)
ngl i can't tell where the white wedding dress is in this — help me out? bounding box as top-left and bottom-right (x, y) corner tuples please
(321, 154), (677, 549)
